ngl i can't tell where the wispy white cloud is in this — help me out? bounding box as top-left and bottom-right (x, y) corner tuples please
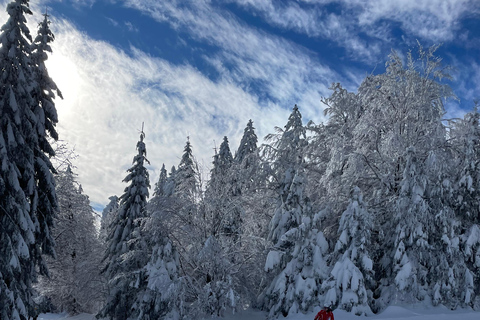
(105, 16), (119, 27)
(355, 0), (478, 42)
(124, 21), (138, 33)
(123, 0), (348, 118)
(226, 0), (479, 62)
(225, 0), (383, 62)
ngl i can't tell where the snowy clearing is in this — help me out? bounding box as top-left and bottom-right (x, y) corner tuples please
(39, 305), (480, 320)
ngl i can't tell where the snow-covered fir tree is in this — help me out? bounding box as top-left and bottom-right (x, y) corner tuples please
(235, 119), (258, 165)
(264, 168), (328, 318)
(264, 105), (307, 187)
(0, 1), (60, 319)
(206, 136), (239, 237)
(232, 120), (271, 307)
(37, 166), (103, 314)
(390, 147), (432, 302)
(153, 163), (168, 198)
(323, 187), (374, 315)
(265, 105), (307, 248)
(163, 165), (176, 198)
(100, 195), (119, 241)
(99, 130), (151, 320)
(174, 138), (200, 203)
(134, 209), (183, 320)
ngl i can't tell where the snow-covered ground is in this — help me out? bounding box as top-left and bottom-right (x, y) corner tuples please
(38, 305), (480, 320)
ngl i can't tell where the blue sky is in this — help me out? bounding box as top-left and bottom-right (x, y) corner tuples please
(2, 0), (479, 210)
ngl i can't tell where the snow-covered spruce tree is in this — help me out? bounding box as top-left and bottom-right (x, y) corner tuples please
(0, 1), (60, 319)
(99, 131), (151, 320)
(168, 138), (202, 245)
(235, 119), (258, 166)
(263, 168), (328, 318)
(163, 165), (176, 198)
(196, 136), (247, 315)
(174, 138), (200, 204)
(232, 120), (271, 306)
(264, 105), (307, 251)
(264, 105), (307, 187)
(30, 10), (63, 268)
(100, 195), (119, 241)
(389, 147), (433, 302)
(37, 166), (104, 314)
(153, 163), (168, 198)
(322, 187), (374, 315)
(205, 136), (238, 237)
(134, 209), (183, 320)
(263, 106), (311, 318)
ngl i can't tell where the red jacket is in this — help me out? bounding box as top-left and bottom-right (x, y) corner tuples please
(314, 309), (334, 320)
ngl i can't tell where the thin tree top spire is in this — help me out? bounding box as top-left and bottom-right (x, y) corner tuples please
(235, 119), (258, 163)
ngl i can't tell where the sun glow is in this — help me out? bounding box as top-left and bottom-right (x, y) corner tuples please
(45, 52), (81, 119)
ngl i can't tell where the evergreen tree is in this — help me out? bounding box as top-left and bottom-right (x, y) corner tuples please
(264, 105), (307, 186)
(390, 147), (432, 301)
(0, 1), (60, 318)
(323, 187), (373, 315)
(153, 164), (168, 198)
(235, 119), (258, 165)
(206, 136), (237, 237)
(234, 119), (265, 194)
(265, 106), (307, 247)
(163, 165), (176, 198)
(174, 138), (199, 203)
(134, 211), (183, 320)
(264, 168), (328, 318)
(100, 195), (119, 241)
(99, 130), (151, 320)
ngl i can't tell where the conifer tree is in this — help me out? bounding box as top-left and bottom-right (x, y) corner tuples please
(323, 187), (373, 315)
(175, 138), (199, 203)
(100, 130), (151, 320)
(153, 164), (168, 198)
(264, 105), (307, 186)
(235, 119), (258, 165)
(163, 165), (176, 198)
(264, 168), (328, 318)
(134, 211), (183, 320)
(0, 1), (60, 318)
(100, 195), (119, 240)
(390, 147), (432, 301)
(206, 136), (236, 237)
(234, 119), (264, 194)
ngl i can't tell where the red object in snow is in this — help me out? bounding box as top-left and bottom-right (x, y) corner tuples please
(314, 308), (334, 320)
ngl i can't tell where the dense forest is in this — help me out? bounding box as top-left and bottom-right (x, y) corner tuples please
(1, 1), (479, 320)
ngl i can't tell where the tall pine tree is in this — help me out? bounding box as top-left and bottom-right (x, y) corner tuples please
(0, 2), (60, 319)
(100, 130), (151, 320)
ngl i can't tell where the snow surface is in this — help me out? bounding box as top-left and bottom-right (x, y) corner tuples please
(39, 305), (480, 320)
